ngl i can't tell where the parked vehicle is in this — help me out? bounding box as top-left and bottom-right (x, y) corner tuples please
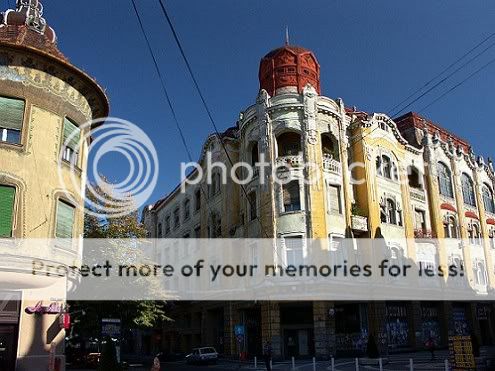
(185, 347), (218, 364)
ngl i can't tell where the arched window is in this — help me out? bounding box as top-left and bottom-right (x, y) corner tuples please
(208, 212), (222, 238)
(437, 162), (453, 198)
(321, 133), (340, 161)
(383, 156), (392, 179)
(157, 223), (163, 238)
(443, 216), (458, 239)
(387, 199), (397, 225)
(376, 155), (397, 180)
(408, 166), (422, 189)
(461, 173), (476, 207)
(184, 198), (191, 221)
(468, 223), (482, 246)
(482, 184), (495, 214)
(277, 132), (301, 157)
(381, 198), (402, 226)
(475, 262), (487, 286)
(489, 228), (495, 249)
(250, 142), (259, 166)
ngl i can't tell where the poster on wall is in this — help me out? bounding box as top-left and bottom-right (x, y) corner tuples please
(448, 336), (475, 371)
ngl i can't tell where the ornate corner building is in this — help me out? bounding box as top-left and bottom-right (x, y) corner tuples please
(143, 44), (495, 358)
(0, 1), (108, 369)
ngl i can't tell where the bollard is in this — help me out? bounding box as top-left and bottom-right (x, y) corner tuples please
(292, 356), (295, 369)
(379, 358), (383, 371)
(444, 359), (448, 371)
(331, 357), (335, 371)
(312, 357), (316, 371)
(254, 356), (257, 368)
(355, 357), (359, 370)
(409, 358), (413, 371)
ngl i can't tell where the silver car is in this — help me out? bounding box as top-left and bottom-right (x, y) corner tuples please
(185, 347), (218, 364)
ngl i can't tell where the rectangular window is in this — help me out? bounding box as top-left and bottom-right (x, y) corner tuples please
(62, 118), (80, 164)
(0, 96), (25, 145)
(284, 235), (304, 266)
(328, 184), (342, 214)
(248, 191), (257, 221)
(194, 189), (201, 211)
(174, 208), (180, 229)
(184, 199), (190, 221)
(55, 200), (75, 238)
(415, 209), (426, 231)
(194, 226), (201, 238)
(283, 181), (301, 212)
(165, 216), (171, 234)
(0, 185), (16, 237)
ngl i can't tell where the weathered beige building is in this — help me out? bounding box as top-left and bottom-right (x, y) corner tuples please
(0, 1), (108, 369)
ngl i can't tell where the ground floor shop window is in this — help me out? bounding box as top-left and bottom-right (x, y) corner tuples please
(386, 303), (409, 348)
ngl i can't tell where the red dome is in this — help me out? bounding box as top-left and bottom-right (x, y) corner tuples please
(259, 45), (321, 96)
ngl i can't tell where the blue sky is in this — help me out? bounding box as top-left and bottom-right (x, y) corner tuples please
(30, 0), (495, 205)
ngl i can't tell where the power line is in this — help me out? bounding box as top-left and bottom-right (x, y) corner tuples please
(129, 0), (221, 239)
(390, 39), (495, 117)
(387, 31), (495, 116)
(418, 55), (495, 114)
(156, 0), (273, 240)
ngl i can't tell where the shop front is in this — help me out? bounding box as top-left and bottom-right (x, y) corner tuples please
(0, 292), (20, 370)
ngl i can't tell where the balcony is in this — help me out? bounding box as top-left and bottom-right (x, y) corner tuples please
(414, 229), (434, 239)
(323, 154), (341, 175)
(275, 155), (303, 168)
(410, 188), (426, 202)
(351, 215), (368, 232)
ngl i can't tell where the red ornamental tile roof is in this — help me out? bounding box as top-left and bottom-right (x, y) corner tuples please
(487, 218), (495, 225)
(259, 44), (321, 96)
(395, 112), (471, 152)
(0, 24), (68, 62)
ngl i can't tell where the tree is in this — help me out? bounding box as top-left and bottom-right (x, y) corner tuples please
(68, 181), (169, 347)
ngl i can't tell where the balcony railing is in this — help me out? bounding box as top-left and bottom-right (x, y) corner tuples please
(323, 155), (341, 175)
(410, 188), (426, 202)
(414, 229), (434, 239)
(351, 215), (368, 232)
(275, 155), (303, 168)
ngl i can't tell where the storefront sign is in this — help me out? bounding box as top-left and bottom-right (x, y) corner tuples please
(448, 336), (475, 370)
(25, 301), (62, 315)
(101, 318), (121, 338)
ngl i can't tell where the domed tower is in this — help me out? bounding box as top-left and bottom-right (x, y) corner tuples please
(0, 1), (108, 369)
(259, 44), (321, 96)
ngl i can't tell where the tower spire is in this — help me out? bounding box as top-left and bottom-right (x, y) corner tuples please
(285, 26), (290, 45)
(16, 0), (46, 34)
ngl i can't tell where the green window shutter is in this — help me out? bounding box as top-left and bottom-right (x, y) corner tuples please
(0, 186), (15, 237)
(0, 96), (25, 130)
(63, 118), (80, 151)
(56, 201), (75, 238)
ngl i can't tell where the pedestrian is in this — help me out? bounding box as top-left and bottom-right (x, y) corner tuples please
(263, 341), (272, 371)
(425, 336), (435, 360)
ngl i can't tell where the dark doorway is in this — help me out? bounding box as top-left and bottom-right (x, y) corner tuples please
(0, 325), (18, 371)
(244, 309), (262, 358)
(280, 304), (314, 359)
